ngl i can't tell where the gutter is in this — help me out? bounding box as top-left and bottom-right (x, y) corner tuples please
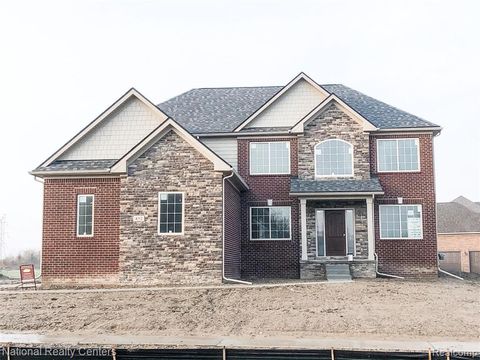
(29, 169), (112, 177)
(290, 191), (384, 197)
(222, 171), (251, 285)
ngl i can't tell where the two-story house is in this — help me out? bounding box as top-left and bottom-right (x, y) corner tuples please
(31, 73), (441, 287)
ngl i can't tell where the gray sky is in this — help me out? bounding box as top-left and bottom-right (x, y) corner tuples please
(0, 0), (479, 256)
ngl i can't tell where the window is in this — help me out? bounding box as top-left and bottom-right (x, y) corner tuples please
(379, 205), (423, 239)
(377, 139), (419, 172)
(315, 139), (353, 177)
(250, 142), (290, 175)
(77, 195), (94, 237)
(158, 192), (184, 234)
(250, 207), (291, 240)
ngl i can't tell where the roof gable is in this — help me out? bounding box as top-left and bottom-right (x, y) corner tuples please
(291, 94), (377, 133)
(110, 118), (233, 174)
(38, 88), (169, 168)
(233, 73), (329, 132)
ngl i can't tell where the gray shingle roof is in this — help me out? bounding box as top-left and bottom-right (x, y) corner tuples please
(158, 84), (439, 134)
(437, 196), (480, 233)
(158, 86), (282, 133)
(322, 84), (437, 129)
(34, 160), (117, 172)
(290, 177), (383, 194)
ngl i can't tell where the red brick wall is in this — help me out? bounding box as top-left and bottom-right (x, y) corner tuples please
(238, 137), (300, 279)
(224, 179), (242, 279)
(370, 133), (438, 277)
(42, 177), (120, 286)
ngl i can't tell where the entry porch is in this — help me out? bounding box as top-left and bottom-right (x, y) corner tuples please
(290, 178), (384, 280)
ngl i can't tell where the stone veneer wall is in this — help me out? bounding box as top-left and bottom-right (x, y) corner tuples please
(119, 130), (224, 285)
(298, 102), (370, 180)
(305, 200), (368, 259)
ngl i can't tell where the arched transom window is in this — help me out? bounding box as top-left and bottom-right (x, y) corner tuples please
(315, 139), (353, 177)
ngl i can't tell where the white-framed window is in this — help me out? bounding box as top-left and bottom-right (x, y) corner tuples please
(315, 139), (354, 177)
(377, 138), (420, 172)
(77, 195), (94, 237)
(250, 206), (291, 240)
(379, 204), (423, 239)
(158, 192), (184, 235)
(249, 141), (290, 175)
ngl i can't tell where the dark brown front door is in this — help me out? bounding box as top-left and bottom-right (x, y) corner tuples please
(325, 210), (346, 256)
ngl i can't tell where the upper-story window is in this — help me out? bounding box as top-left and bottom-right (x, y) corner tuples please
(377, 138), (420, 172)
(250, 142), (290, 175)
(315, 139), (353, 177)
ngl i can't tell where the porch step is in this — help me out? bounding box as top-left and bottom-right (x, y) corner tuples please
(325, 264), (352, 281)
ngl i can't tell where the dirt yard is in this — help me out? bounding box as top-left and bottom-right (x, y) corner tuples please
(0, 278), (479, 341)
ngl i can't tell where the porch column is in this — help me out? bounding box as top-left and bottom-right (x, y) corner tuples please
(366, 196), (375, 260)
(300, 198), (307, 260)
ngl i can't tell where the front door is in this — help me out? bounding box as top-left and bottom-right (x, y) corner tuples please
(325, 210), (346, 256)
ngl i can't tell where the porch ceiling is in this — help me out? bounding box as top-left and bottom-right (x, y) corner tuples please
(290, 177), (384, 196)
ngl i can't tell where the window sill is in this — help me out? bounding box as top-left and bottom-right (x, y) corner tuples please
(377, 170), (421, 174)
(249, 238), (292, 241)
(249, 173), (291, 177)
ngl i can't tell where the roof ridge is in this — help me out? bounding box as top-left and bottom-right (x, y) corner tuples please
(191, 85), (283, 90)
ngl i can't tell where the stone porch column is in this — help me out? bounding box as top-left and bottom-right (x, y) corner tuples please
(300, 198), (307, 260)
(366, 196), (375, 260)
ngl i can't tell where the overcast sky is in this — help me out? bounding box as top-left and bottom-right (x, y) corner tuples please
(0, 0), (479, 256)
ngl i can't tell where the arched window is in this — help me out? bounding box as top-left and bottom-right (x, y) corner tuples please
(315, 139), (353, 177)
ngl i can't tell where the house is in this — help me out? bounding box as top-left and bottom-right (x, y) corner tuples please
(31, 73), (441, 287)
(437, 196), (480, 274)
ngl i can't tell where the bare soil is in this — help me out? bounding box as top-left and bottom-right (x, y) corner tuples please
(0, 278), (479, 341)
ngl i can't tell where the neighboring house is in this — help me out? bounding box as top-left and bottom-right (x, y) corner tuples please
(31, 73), (441, 287)
(437, 196), (480, 274)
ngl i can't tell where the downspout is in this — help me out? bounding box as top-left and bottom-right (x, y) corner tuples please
(374, 253), (404, 279)
(438, 267), (464, 280)
(222, 171), (251, 285)
(33, 176), (44, 281)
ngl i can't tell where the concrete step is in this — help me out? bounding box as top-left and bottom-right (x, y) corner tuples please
(326, 264), (352, 281)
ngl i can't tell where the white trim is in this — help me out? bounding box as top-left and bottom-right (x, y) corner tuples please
(39, 88), (169, 168)
(249, 206), (292, 241)
(438, 232), (480, 235)
(314, 139), (354, 178)
(110, 119), (232, 173)
(379, 204), (423, 240)
(315, 208), (356, 257)
(290, 192), (384, 197)
(300, 199), (307, 260)
(76, 194), (94, 237)
(233, 72), (330, 132)
(376, 138), (421, 173)
(249, 141), (291, 175)
(157, 191), (185, 236)
(291, 94), (377, 133)
(373, 127), (442, 133)
(366, 197), (375, 260)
